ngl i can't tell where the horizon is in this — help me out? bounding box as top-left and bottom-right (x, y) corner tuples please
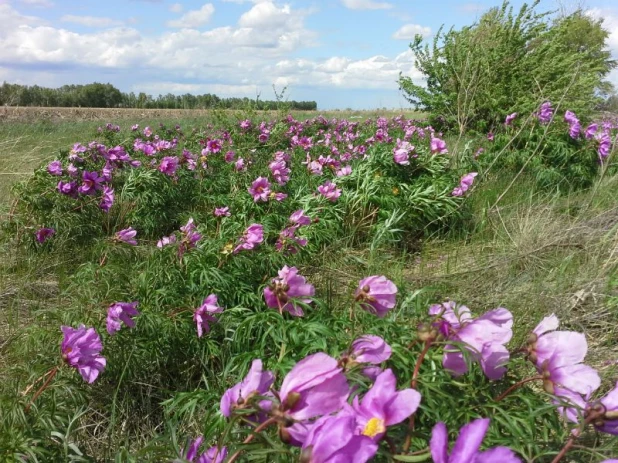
(1, 0), (617, 110)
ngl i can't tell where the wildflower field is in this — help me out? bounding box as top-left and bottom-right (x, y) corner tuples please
(1, 104), (618, 463)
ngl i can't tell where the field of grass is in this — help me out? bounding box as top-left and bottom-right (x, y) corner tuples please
(0, 109), (616, 462)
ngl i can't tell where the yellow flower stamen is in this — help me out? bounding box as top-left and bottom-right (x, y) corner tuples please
(362, 417), (385, 437)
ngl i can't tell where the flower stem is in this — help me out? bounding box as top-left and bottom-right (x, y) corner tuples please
(411, 341), (432, 389)
(25, 366), (58, 412)
(550, 413), (600, 463)
(403, 340), (432, 453)
(227, 417), (278, 463)
(494, 375), (543, 402)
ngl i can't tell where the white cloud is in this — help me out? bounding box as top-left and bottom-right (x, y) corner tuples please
(340, 0), (393, 10)
(392, 24), (431, 40)
(265, 50), (423, 90)
(0, 0), (424, 99)
(169, 3), (183, 13)
(167, 3), (215, 28)
(61, 15), (124, 28)
(0, 4), (47, 31)
(19, 0), (54, 7)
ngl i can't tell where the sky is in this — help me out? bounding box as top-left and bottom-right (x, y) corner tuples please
(0, 0), (617, 109)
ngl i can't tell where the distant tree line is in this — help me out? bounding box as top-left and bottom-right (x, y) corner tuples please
(0, 82), (318, 111)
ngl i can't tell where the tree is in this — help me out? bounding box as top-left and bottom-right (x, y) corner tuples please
(398, 1), (617, 133)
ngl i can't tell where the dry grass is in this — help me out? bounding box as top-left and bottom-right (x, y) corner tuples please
(405, 175), (618, 371)
(0, 106), (425, 123)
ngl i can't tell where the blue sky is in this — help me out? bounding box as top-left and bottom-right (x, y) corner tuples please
(1, 0), (617, 109)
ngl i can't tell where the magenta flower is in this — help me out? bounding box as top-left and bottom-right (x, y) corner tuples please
(99, 186), (114, 212)
(590, 382), (618, 435)
(47, 160), (63, 176)
(264, 266), (315, 317)
(564, 110), (578, 125)
(269, 159), (291, 185)
(159, 156), (179, 176)
(183, 436), (203, 462)
(220, 359), (274, 418)
(78, 171), (104, 195)
(537, 101), (553, 124)
(106, 301), (140, 335)
(57, 180), (78, 198)
(115, 227), (137, 246)
(248, 177), (271, 202)
(205, 139), (222, 154)
(346, 369), (421, 440)
(214, 206), (231, 217)
(393, 139), (414, 165)
(431, 137), (448, 154)
(67, 163), (78, 177)
(527, 314), (600, 396)
(299, 415), (378, 463)
(234, 158), (245, 171)
(278, 352), (350, 422)
(198, 446), (227, 463)
(143, 126), (152, 137)
(430, 302), (513, 380)
(505, 112), (518, 125)
(598, 132), (611, 160)
(336, 165), (352, 177)
(182, 437), (227, 463)
(290, 210), (311, 227)
(355, 275), (397, 317)
(193, 294), (223, 337)
(585, 123), (598, 139)
(131, 124), (139, 131)
(233, 223), (264, 254)
(61, 325), (106, 383)
(36, 227), (55, 243)
(317, 180), (342, 202)
(350, 335), (392, 365)
(157, 235), (177, 248)
(430, 418), (521, 463)
(240, 119), (251, 130)
(452, 172), (478, 197)
(275, 226), (308, 254)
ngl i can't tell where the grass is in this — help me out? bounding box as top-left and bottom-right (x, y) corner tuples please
(0, 113), (616, 461)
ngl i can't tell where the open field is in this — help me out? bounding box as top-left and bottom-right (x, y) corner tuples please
(0, 106), (425, 123)
(0, 110), (617, 462)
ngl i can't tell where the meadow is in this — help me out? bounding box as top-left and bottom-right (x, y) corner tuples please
(0, 104), (617, 463)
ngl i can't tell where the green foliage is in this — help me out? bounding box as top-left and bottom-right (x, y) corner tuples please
(0, 113), (614, 461)
(399, 1), (617, 132)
